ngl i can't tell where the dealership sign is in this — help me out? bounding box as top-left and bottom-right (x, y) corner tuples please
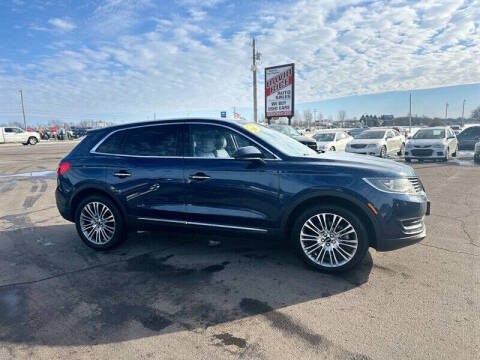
(265, 63), (294, 118)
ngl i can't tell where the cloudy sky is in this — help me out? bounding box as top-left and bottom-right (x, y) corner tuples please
(0, 0), (479, 124)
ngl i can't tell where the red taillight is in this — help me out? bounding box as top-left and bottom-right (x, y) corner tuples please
(57, 162), (71, 176)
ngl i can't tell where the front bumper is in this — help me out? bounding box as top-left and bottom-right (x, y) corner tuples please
(405, 148), (446, 159)
(346, 147), (381, 156)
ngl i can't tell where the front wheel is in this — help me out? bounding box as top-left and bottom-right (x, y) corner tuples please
(28, 136), (38, 145)
(397, 143), (405, 156)
(452, 146), (457, 157)
(291, 205), (369, 273)
(330, 146), (336, 151)
(74, 195), (126, 250)
(379, 145), (387, 158)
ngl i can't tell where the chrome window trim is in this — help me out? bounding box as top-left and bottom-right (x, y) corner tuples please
(137, 217), (268, 233)
(90, 121), (282, 160)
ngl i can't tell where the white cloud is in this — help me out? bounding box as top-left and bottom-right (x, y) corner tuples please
(48, 18), (76, 31)
(1, 0), (479, 121)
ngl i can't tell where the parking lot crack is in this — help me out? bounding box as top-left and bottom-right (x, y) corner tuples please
(418, 243), (478, 256)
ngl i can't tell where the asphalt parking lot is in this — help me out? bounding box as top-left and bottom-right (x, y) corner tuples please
(0, 142), (478, 359)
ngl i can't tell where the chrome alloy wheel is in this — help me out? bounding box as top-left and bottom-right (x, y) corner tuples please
(300, 213), (358, 268)
(80, 201), (116, 245)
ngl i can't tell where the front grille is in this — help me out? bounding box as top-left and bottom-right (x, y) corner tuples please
(408, 177), (424, 193)
(351, 144), (367, 149)
(411, 149), (433, 157)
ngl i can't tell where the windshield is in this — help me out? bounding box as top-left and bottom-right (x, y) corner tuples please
(314, 133), (335, 141)
(270, 125), (300, 137)
(413, 129), (445, 139)
(243, 123), (317, 157)
(355, 130), (385, 139)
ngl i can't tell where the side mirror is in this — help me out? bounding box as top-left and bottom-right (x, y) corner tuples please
(233, 146), (265, 162)
(407, 136), (412, 139)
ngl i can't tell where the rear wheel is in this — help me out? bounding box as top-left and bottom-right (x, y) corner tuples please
(74, 195), (126, 250)
(291, 205), (369, 273)
(28, 137), (38, 145)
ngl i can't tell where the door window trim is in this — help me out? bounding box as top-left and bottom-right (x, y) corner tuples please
(90, 121), (282, 160)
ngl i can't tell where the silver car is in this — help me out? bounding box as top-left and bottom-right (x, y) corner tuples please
(313, 131), (353, 152)
(345, 129), (405, 158)
(405, 127), (457, 162)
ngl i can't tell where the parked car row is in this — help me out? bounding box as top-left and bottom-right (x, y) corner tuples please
(269, 124), (480, 162)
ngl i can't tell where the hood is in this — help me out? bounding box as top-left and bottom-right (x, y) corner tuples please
(298, 151), (416, 178)
(349, 138), (383, 145)
(293, 135), (316, 144)
(406, 138), (445, 147)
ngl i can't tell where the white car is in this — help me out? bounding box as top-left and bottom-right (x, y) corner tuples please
(345, 129), (405, 158)
(405, 127), (457, 162)
(0, 127), (40, 145)
(313, 131), (352, 152)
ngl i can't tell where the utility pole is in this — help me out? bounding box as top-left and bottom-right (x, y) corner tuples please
(251, 38), (261, 123)
(445, 102), (449, 119)
(19, 90), (27, 130)
(409, 93), (412, 133)
(461, 99), (466, 127)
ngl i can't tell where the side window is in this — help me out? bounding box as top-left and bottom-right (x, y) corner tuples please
(96, 131), (125, 154)
(14, 128), (23, 133)
(122, 125), (181, 156)
(96, 125), (181, 156)
(4, 128), (13, 133)
(188, 124), (272, 159)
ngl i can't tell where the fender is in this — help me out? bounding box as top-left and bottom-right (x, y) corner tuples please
(280, 187), (382, 238)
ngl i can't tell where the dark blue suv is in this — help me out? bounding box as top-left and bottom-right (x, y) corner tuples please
(56, 119), (429, 273)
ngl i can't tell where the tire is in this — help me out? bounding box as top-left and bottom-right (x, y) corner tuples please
(379, 145), (387, 158)
(405, 158), (411, 163)
(28, 137), (38, 145)
(330, 146), (336, 151)
(291, 205), (369, 273)
(397, 143), (405, 156)
(442, 148), (449, 162)
(452, 146), (457, 158)
(74, 195), (126, 250)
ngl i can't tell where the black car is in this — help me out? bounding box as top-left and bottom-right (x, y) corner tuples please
(456, 125), (480, 150)
(56, 118), (429, 273)
(269, 124), (318, 152)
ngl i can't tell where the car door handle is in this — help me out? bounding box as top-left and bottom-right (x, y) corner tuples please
(189, 173), (211, 181)
(114, 171), (132, 178)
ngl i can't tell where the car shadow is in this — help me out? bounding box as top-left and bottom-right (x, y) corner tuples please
(0, 224), (372, 346)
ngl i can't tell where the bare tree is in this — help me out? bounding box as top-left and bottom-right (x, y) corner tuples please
(337, 110), (346, 127)
(471, 106), (480, 121)
(303, 109), (313, 128)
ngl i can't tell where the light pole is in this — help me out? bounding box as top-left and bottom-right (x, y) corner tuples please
(19, 90), (27, 130)
(251, 38), (261, 123)
(445, 102), (449, 119)
(409, 93), (412, 133)
(461, 99), (466, 127)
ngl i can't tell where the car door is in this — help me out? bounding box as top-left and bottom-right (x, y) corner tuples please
(447, 128), (457, 154)
(14, 128), (27, 142)
(385, 130), (395, 153)
(93, 123), (185, 222)
(337, 132), (348, 151)
(183, 122), (280, 232)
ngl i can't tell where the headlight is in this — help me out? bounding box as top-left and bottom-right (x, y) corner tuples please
(363, 178), (417, 195)
(432, 143), (444, 148)
(367, 144), (378, 148)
